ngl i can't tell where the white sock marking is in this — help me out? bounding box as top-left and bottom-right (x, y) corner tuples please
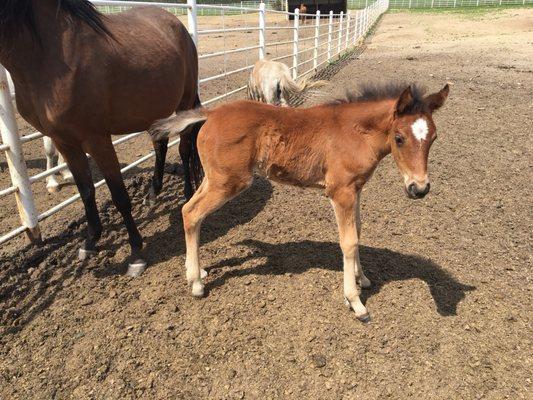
(411, 118), (429, 142)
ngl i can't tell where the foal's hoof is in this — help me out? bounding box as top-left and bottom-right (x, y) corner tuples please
(78, 248), (97, 261)
(357, 313), (372, 324)
(62, 174), (74, 184)
(200, 269), (208, 279)
(126, 259), (147, 277)
(191, 281), (205, 298)
(360, 276), (372, 289)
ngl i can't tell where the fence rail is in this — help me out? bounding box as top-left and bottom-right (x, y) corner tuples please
(0, 0), (389, 246)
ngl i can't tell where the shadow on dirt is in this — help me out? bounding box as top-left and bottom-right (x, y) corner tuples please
(207, 239), (476, 317)
(0, 174), (272, 335)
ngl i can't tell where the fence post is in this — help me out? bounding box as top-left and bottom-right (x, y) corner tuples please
(187, 0), (198, 47)
(432, 0), (435, 7)
(353, 10), (358, 44)
(345, 13), (351, 50)
(337, 11), (344, 55)
(259, 2), (266, 59)
(292, 8), (300, 79)
(313, 10), (320, 70)
(0, 65), (41, 243)
(327, 10), (333, 60)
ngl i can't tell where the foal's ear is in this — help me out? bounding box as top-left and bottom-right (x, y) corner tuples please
(394, 86), (414, 117)
(425, 84), (449, 113)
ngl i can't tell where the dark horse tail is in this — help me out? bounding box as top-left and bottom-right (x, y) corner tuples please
(187, 94), (204, 195)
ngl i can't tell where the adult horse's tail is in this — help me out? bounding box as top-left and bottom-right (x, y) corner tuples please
(187, 95), (204, 195)
(279, 73), (327, 104)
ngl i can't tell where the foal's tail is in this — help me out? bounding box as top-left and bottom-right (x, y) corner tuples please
(279, 72), (327, 101)
(149, 108), (207, 142)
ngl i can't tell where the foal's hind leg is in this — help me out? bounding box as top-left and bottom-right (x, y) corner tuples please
(145, 138), (169, 206)
(86, 137), (145, 276)
(331, 186), (370, 323)
(182, 177), (251, 297)
(355, 190), (371, 289)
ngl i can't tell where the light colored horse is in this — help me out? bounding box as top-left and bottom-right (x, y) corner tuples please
(150, 82), (449, 323)
(247, 59), (326, 107)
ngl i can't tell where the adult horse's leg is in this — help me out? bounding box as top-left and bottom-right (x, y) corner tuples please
(54, 140), (102, 258)
(331, 186), (370, 323)
(182, 177), (251, 297)
(86, 137), (145, 276)
(145, 137), (169, 206)
(355, 189), (371, 288)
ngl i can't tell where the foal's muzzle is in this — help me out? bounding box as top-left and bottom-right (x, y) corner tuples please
(406, 182), (430, 199)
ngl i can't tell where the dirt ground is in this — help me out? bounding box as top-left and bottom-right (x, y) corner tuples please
(1, 7), (532, 400)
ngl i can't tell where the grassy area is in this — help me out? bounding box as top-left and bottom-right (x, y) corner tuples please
(386, 4), (532, 16)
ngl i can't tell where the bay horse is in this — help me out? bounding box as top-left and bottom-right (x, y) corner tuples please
(0, 0), (202, 276)
(247, 59), (327, 107)
(149, 82), (449, 322)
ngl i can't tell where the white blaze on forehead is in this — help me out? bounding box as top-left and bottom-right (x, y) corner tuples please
(411, 118), (429, 142)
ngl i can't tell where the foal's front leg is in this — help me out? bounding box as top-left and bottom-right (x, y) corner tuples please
(331, 187), (370, 323)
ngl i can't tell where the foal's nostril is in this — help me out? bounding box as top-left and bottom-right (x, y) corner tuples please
(408, 183), (416, 196)
(422, 182), (431, 195)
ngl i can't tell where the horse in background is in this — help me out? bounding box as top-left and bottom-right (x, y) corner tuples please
(247, 59), (327, 107)
(43, 137), (74, 193)
(299, 3), (308, 23)
(0, 0), (202, 276)
(149, 82), (449, 323)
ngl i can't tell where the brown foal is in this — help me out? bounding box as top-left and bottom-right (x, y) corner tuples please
(150, 82), (449, 322)
(0, 1), (201, 275)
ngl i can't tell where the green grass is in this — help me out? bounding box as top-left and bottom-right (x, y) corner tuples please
(386, 4), (533, 15)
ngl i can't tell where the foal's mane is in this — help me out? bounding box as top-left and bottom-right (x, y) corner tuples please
(330, 82), (428, 113)
(0, 0), (112, 41)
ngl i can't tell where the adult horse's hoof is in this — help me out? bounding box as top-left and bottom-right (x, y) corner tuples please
(357, 313), (371, 324)
(78, 248), (97, 261)
(126, 259), (147, 277)
(191, 281), (205, 298)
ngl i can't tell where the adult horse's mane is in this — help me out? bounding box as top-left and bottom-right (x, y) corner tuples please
(0, 0), (112, 40)
(330, 82), (428, 113)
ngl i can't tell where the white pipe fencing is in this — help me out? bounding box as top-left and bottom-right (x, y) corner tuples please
(0, 0), (389, 246)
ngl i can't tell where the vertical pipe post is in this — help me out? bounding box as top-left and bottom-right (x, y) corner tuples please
(345, 13), (351, 50)
(327, 10), (333, 60)
(259, 2), (266, 59)
(353, 10), (359, 44)
(187, 0), (199, 92)
(187, 0), (198, 46)
(337, 11), (344, 55)
(292, 8), (300, 79)
(313, 10), (320, 70)
(0, 65), (41, 243)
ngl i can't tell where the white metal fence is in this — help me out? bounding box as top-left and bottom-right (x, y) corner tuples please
(0, 0), (388, 246)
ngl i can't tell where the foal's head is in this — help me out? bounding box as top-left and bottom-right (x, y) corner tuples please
(389, 84), (449, 199)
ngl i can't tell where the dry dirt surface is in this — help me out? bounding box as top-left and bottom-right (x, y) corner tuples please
(1, 8), (532, 400)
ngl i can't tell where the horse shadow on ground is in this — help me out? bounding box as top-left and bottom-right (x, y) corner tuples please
(0, 173), (272, 335)
(206, 240), (476, 317)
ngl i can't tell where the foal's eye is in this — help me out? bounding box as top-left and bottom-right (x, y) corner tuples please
(395, 134), (405, 146)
